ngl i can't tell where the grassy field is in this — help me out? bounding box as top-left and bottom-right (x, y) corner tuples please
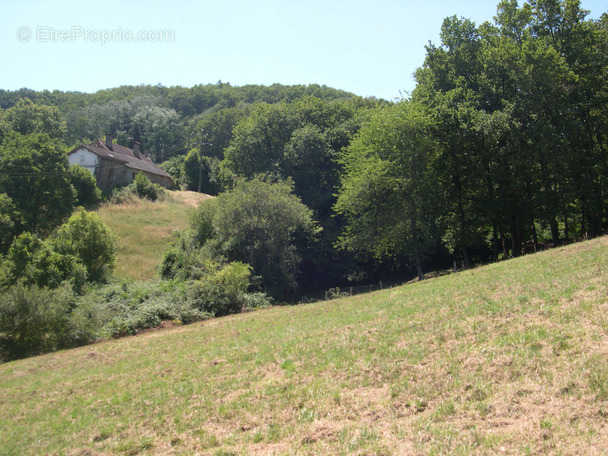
(1, 237), (608, 455)
(96, 191), (213, 281)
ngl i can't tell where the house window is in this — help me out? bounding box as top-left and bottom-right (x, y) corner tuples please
(80, 154), (85, 163)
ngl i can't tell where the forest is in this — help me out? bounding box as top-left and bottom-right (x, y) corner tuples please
(1, 0), (607, 359)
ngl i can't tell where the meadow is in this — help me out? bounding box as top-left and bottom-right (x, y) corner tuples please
(96, 191), (212, 281)
(1, 237), (607, 455)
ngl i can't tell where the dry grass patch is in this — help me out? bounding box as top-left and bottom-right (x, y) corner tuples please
(96, 191), (213, 281)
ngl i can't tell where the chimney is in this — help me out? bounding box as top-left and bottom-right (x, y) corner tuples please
(133, 141), (141, 158)
(105, 133), (113, 150)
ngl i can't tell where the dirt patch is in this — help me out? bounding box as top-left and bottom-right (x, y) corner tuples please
(170, 190), (214, 207)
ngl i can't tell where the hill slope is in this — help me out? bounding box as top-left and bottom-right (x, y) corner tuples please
(96, 191), (213, 281)
(1, 238), (608, 455)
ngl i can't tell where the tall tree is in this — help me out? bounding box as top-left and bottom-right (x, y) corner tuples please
(3, 98), (67, 140)
(0, 133), (75, 235)
(335, 102), (438, 281)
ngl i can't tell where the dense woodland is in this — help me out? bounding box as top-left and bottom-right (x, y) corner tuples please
(1, 0), (608, 358)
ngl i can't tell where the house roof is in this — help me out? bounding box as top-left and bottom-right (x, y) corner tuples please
(69, 139), (173, 180)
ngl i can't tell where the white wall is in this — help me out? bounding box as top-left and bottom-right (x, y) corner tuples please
(68, 148), (98, 174)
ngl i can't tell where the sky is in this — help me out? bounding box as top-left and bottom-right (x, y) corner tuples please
(1, 0), (606, 101)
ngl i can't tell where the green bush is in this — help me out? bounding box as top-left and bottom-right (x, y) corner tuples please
(69, 165), (101, 208)
(109, 173), (166, 203)
(190, 261), (252, 316)
(0, 193), (22, 255)
(0, 283), (92, 361)
(133, 173), (163, 201)
(79, 280), (212, 338)
(241, 292), (273, 312)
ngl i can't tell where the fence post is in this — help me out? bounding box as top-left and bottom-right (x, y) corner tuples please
(350, 287), (353, 296)
(380, 281), (383, 290)
(325, 291), (328, 300)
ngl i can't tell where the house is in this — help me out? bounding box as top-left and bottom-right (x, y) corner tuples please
(68, 134), (174, 192)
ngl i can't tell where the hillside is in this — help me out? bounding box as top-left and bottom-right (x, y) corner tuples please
(1, 237), (608, 455)
(96, 191), (213, 281)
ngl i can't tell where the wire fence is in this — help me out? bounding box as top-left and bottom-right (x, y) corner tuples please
(299, 280), (402, 304)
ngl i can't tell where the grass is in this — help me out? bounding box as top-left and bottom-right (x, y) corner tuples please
(2, 237), (608, 454)
(96, 191), (213, 281)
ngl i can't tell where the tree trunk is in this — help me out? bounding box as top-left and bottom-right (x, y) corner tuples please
(492, 224), (499, 262)
(409, 215), (424, 281)
(462, 245), (470, 269)
(549, 218), (559, 246)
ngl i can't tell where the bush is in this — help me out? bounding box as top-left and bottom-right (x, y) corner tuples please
(0, 283), (92, 361)
(241, 292), (273, 312)
(133, 173), (163, 201)
(109, 173), (166, 203)
(79, 280), (212, 338)
(0, 193), (22, 255)
(0, 227), (92, 294)
(190, 261), (252, 316)
(69, 165), (101, 208)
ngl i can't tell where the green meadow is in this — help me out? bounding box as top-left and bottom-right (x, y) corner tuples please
(1, 237), (608, 455)
(96, 191), (212, 281)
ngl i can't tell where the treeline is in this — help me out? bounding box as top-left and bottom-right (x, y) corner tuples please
(0, 82), (356, 162)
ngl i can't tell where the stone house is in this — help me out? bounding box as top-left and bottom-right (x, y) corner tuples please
(68, 134), (174, 192)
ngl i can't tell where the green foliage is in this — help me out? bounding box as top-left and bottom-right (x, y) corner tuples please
(0, 283), (89, 361)
(190, 198), (218, 247)
(0, 193), (22, 255)
(0, 132), (76, 235)
(0, 232), (88, 293)
(183, 149), (221, 194)
(2, 98), (67, 139)
(212, 178), (319, 300)
(190, 261), (253, 316)
(51, 208), (118, 283)
(132, 172), (162, 201)
(69, 165), (101, 208)
(335, 101), (438, 280)
(162, 179), (318, 300)
(78, 280), (211, 339)
(159, 155), (185, 188)
(1, 232), (45, 283)
(109, 173), (166, 203)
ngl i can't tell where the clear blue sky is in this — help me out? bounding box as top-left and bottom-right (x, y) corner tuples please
(1, 0), (606, 101)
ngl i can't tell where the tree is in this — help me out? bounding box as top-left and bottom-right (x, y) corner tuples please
(3, 98), (67, 139)
(0, 132), (76, 235)
(0, 232), (87, 293)
(183, 149), (221, 194)
(0, 194), (22, 254)
(51, 208), (118, 283)
(191, 178), (319, 300)
(335, 102), (438, 281)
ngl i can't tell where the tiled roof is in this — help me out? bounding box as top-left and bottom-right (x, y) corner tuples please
(70, 139), (172, 179)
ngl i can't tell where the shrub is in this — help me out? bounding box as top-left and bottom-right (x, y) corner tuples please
(0, 193), (22, 255)
(79, 280), (212, 338)
(1, 230), (88, 294)
(133, 173), (163, 201)
(0, 283), (92, 361)
(241, 292), (273, 311)
(190, 261), (252, 316)
(108, 173), (166, 203)
(69, 165), (101, 208)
